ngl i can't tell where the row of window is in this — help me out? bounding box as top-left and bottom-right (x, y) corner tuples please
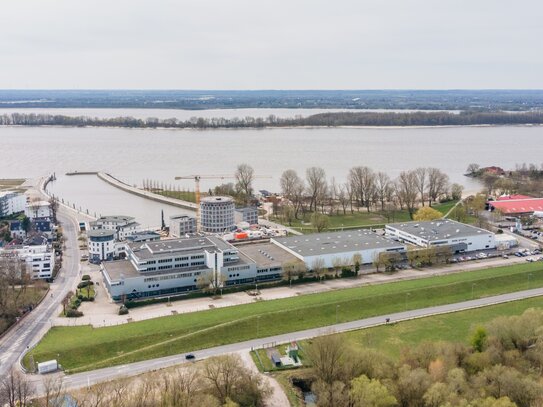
(143, 270), (203, 283)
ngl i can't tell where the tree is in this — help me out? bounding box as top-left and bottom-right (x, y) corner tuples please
(280, 169), (303, 201)
(280, 204), (296, 226)
(466, 163), (480, 175)
(350, 375), (397, 407)
(471, 327), (488, 352)
(415, 167), (427, 207)
(307, 334), (347, 385)
(450, 183), (464, 200)
(311, 257), (326, 282)
(427, 168), (449, 206)
(375, 172), (392, 211)
(306, 167), (327, 212)
(311, 212), (329, 233)
(49, 196), (59, 224)
(332, 257), (343, 277)
(395, 365), (432, 407)
(450, 204), (468, 222)
(234, 163), (255, 204)
(196, 271), (226, 296)
(349, 166), (376, 212)
(337, 184), (350, 215)
(282, 261), (306, 285)
(61, 291), (73, 316)
(413, 206), (443, 221)
(395, 171), (418, 218)
(0, 368), (34, 407)
(352, 253), (362, 274)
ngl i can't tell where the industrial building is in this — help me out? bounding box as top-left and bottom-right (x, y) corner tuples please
(169, 214), (196, 237)
(200, 196), (236, 233)
(101, 236), (297, 301)
(0, 191), (26, 217)
(271, 230), (406, 268)
(385, 219), (496, 252)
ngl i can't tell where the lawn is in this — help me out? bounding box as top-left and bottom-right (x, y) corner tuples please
(272, 201), (459, 233)
(0, 285), (49, 335)
(156, 190), (197, 203)
(24, 262), (543, 373)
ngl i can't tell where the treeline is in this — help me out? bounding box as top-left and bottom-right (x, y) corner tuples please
(305, 308), (543, 407)
(1, 111), (543, 129)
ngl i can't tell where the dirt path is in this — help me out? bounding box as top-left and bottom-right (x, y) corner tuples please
(237, 351), (290, 407)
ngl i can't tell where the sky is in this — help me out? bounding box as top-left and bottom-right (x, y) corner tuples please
(0, 0), (542, 89)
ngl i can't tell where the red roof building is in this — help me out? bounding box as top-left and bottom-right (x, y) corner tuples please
(488, 198), (543, 215)
(496, 194), (532, 201)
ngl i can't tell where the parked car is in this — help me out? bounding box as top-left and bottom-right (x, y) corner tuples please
(185, 353), (195, 360)
(502, 254), (509, 259)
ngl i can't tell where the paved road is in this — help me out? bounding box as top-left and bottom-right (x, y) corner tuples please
(0, 209), (81, 377)
(28, 285), (543, 394)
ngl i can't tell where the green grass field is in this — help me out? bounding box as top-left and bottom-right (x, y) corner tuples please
(156, 190), (197, 203)
(273, 201), (459, 233)
(25, 262), (543, 373)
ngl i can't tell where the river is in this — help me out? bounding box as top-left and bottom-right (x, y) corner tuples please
(1, 115), (541, 226)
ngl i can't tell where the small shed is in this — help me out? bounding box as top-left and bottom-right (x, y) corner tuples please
(270, 352), (282, 367)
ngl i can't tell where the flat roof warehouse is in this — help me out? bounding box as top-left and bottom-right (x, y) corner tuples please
(385, 220), (493, 242)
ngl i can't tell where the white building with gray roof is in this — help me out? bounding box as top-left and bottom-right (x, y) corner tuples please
(271, 230), (406, 269)
(385, 219), (495, 252)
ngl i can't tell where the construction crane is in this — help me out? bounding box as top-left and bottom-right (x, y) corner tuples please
(174, 174), (271, 232)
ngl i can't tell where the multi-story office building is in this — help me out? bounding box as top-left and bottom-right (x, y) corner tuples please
(88, 229), (116, 264)
(101, 236), (296, 301)
(200, 196), (236, 233)
(169, 215), (196, 237)
(235, 206), (259, 225)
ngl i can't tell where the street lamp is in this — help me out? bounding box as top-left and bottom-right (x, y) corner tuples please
(336, 305), (340, 324)
(256, 315), (261, 337)
(471, 283), (477, 300)
(405, 293), (411, 311)
(528, 273), (533, 289)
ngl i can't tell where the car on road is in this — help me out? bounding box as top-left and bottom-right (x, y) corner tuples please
(185, 353), (195, 360)
(502, 254), (509, 259)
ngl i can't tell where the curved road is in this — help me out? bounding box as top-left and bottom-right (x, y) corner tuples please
(29, 285), (543, 393)
(0, 209), (81, 377)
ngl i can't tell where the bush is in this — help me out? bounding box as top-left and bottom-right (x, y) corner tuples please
(119, 305), (129, 315)
(81, 275), (91, 281)
(66, 309), (83, 318)
(77, 281), (94, 289)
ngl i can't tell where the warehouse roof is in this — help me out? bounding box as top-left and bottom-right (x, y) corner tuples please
(488, 198), (543, 214)
(386, 220), (493, 242)
(271, 230), (404, 257)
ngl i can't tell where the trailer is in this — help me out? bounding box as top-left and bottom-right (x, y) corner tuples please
(37, 359), (58, 374)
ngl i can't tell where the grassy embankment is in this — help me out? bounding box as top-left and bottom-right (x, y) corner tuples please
(272, 200), (466, 233)
(24, 262), (543, 373)
(156, 190), (197, 203)
(0, 285), (49, 335)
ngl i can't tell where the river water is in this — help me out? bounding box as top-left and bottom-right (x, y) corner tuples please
(1, 112), (541, 226)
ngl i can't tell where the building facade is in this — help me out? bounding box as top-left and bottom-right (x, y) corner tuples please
(0, 245), (55, 279)
(101, 236), (288, 301)
(169, 215), (196, 237)
(271, 230), (406, 269)
(385, 220), (496, 252)
(25, 201), (52, 220)
(200, 196), (236, 233)
(235, 206), (259, 225)
(0, 192), (26, 217)
(89, 215), (141, 241)
(88, 229), (116, 264)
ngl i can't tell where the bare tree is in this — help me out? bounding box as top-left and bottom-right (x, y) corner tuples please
(395, 170), (419, 218)
(349, 166), (376, 212)
(280, 169), (302, 201)
(306, 167), (327, 212)
(337, 184), (349, 215)
(42, 375), (65, 407)
(311, 212), (329, 233)
(415, 167), (427, 206)
(375, 171), (392, 211)
(427, 168), (449, 206)
(234, 163), (255, 204)
(0, 368), (34, 407)
(196, 271), (226, 296)
(311, 257), (326, 282)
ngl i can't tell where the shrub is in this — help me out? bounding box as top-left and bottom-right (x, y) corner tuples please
(77, 281), (94, 289)
(66, 309), (83, 318)
(119, 305), (129, 315)
(81, 275), (91, 281)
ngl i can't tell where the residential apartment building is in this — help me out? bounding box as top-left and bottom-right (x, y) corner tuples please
(0, 191), (26, 217)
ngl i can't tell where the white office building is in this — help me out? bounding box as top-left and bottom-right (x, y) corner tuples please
(169, 215), (196, 237)
(88, 229), (116, 264)
(0, 192), (26, 217)
(101, 236), (296, 301)
(385, 220), (496, 252)
(0, 245), (55, 279)
(200, 196), (236, 233)
(271, 230), (406, 269)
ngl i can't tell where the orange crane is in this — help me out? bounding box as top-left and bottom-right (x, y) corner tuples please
(174, 174), (271, 232)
